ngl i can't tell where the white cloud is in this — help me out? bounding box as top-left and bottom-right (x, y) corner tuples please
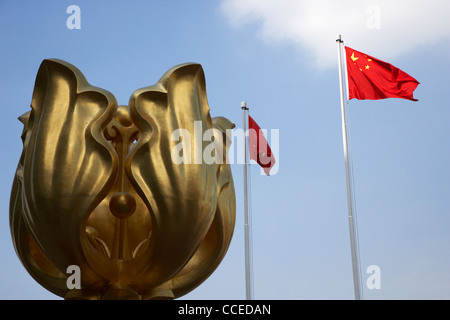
(221, 0), (450, 69)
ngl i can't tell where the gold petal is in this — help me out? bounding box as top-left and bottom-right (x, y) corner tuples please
(18, 59), (118, 292)
(127, 64), (220, 290)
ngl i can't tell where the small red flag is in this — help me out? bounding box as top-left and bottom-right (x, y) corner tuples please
(248, 115), (275, 176)
(345, 46), (419, 101)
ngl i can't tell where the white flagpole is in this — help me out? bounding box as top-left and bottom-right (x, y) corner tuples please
(336, 34), (362, 300)
(241, 101), (254, 300)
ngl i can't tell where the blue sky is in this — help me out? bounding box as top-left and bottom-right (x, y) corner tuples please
(0, 0), (449, 300)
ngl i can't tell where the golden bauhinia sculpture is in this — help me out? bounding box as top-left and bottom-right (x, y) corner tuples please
(10, 59), (236, 300)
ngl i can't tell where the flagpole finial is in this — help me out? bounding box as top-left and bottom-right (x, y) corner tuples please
(241, 101), (248, 110)
(336, 34), (343, 43)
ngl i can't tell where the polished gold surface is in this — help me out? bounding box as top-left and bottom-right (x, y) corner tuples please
(10, 59), (236, 299)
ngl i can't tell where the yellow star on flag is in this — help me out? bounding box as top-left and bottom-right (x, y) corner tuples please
(350, 51), (373, 72)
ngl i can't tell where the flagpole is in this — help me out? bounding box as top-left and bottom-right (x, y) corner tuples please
(241, 101), (253, 300)
(336, 34), (362, 300)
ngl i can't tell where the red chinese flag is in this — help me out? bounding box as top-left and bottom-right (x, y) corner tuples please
(344, 46), (419, 101)
(248, 115), (275, 176)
